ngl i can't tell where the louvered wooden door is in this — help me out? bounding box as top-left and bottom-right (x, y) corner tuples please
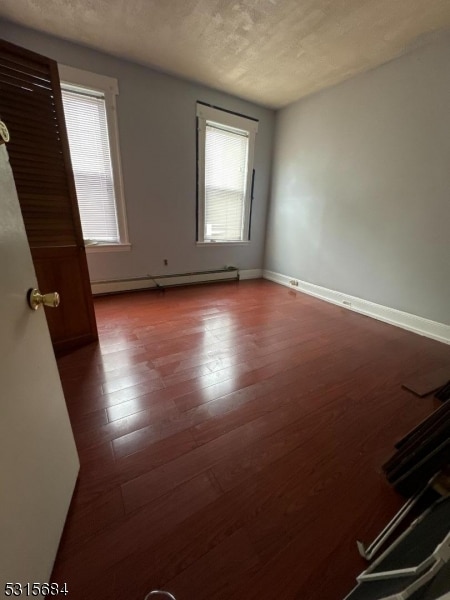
(0, 40), (98, 354)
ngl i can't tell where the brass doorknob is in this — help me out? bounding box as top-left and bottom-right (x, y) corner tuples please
(0, 120), (10, 144)
(27, 288), (60, 311)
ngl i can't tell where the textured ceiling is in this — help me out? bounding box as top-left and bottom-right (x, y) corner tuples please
(1, 0), (450, 108)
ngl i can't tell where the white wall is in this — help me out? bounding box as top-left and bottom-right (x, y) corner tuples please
(265, 35), (450, 325)
(0, 20), (274, 282)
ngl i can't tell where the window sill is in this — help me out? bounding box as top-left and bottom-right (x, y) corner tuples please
(85, 243), (131, 253)
(196, 241), (251, 247)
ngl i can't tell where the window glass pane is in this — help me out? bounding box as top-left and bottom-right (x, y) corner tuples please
(204, 123), (249, 241)
(62, 89), (119, 243)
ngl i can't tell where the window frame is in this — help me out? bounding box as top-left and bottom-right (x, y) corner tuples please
(58, 64), (130, 252)
(196, 103), (258, 245)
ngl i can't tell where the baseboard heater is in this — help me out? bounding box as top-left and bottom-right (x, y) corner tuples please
(91, 267), (239, 295)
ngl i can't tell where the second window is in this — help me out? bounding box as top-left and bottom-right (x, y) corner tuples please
(197, 103), (258, 243)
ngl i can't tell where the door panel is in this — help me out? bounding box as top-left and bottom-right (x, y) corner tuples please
(0, 142), (79, 585)
(32, 246), (96, 353)
(0, 39), (98, 354)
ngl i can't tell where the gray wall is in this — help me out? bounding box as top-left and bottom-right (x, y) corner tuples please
(0, 20), (275, 282)
(265, 36), (450, 325)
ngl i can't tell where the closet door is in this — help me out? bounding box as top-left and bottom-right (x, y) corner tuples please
(0, 39), (98, 354)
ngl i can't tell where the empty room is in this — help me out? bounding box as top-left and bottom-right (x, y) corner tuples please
(1, 1), (450, 599)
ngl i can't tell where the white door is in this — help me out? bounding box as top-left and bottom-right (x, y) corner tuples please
(0, 137), (79, 589)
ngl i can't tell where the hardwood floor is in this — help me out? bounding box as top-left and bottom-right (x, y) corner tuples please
(51, 279), (450, 600)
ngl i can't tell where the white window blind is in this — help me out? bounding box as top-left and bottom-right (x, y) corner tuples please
(197, 103), (258, 244)
(204, 123), (249, 241)
(62, 88), (120, 244)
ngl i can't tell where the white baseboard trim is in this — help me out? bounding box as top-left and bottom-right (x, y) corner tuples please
(91, 269), (262, 295)
(263, 269), (450, 345)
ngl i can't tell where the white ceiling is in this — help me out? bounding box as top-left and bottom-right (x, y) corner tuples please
(1, 0), (450, 108)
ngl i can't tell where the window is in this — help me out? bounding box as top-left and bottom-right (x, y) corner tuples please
(196, 103), (258, 244)
(59, 65), (129, 251)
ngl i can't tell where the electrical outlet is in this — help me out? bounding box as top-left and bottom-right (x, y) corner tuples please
(163, 259), (168, 266)
(289, 279), (299, 287)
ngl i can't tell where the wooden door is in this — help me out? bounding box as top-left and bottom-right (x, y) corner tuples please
(0, 140), (79, 586)
(0, 39), (98, 354)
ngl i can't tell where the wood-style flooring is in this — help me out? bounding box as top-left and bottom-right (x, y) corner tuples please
(51, 279), (450, 600)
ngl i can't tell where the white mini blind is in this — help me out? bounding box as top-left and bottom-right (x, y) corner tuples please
(62, 88), (120, 244)
(204, 123), (249, 241)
